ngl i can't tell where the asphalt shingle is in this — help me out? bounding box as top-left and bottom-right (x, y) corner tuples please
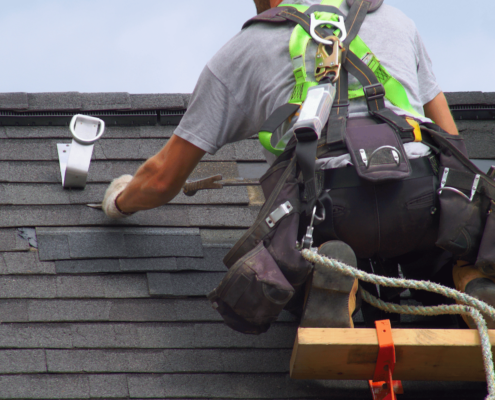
(45, 348), (291, 373)
(0, 229), (31, 251)
(80, 92), (131, 111)
(0, 93), (28, 110)
(147, 272), (224, 297)
(27, 92), (82, 111)
(130, 93), (185, 110)
(37, 227), (202, 260)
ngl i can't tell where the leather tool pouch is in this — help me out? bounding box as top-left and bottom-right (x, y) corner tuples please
(207, 242), (295, 335)
(435, 176), (489, 262)
(423, 125), (494, 263)
(345, 122), (411, 182)
(209, 149), (313, 334)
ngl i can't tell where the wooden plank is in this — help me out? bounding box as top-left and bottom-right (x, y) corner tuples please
(290, 327), (495, 381)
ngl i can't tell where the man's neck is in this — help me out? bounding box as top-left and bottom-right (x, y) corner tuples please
(270, 0), (284, 7)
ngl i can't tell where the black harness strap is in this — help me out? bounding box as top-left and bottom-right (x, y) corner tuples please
(343, 0), (370, 46)
(327, 0), (370, 147)
(260, 103), (300, 134)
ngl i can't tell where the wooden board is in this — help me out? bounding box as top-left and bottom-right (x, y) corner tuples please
(290, 327), (495, 381)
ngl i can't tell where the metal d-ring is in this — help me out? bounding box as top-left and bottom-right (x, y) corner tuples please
(310, 13), (347, 45)
(365, 146), (401, 169)
(70, 114), (105, 145)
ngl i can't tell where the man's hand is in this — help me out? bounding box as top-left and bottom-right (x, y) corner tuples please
(102, 175), (134, 219)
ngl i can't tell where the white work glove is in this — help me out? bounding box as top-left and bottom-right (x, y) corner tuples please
(102, 174), (134, 219)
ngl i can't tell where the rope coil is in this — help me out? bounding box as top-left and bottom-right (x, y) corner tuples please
(301, 249), (495, 400)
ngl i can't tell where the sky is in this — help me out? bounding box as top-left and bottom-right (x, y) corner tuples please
(0, 0), (493, 94)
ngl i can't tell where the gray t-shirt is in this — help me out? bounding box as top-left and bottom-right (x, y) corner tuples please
(174, 1), (441, 164)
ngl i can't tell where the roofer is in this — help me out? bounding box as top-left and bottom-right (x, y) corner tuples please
(101, 0), (495, 333)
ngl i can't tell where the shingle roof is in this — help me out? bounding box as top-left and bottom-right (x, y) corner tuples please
(0, 91), (491, 399)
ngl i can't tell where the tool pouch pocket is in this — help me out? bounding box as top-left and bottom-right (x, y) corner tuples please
(476, 201), (495, 276)
(224, 156), (312, 288)
(208, 242), (295, 335)
(345, 122), (411, 182)
(435, 168), (490, 262)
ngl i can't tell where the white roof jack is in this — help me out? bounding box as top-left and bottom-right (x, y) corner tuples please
(57, 114), (105, 189)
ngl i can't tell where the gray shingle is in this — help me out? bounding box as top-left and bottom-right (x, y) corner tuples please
(445, 91), (487, 105)
(55, 275), (149, 299)
(459, 124), (495, 159)
(147, 272), (224, 297)
(0, 92), (28, 110)
(0, 139), (56, 160)
(130, 93), (185, 110)
(233, 139), (266, 161)
(108, 299), (179, 322)
(38, 227), (202, 260)
(237, 162), (270, 179)
(81, 92), (131, 111)
(0, 324), (73, 348)
(28, 300), (112, 322)
(119, 258), (178, 272)
(6, 126), (70, 139)
(0, 229), (30, 251)
(0, 375), (90, 399)
(22, 298), (221, 322)
(0, 205), (257, 229)
(37, 231), (70, 260)
(127, 373), (369, 399)
(0, 350), (46, 373)
(483, 92), (495, 104)
(0, 161), (62, 183)
(2, 251), (56, 274)
(200, 229), (246, 246)
(0, 275), (148, 299)
(46, 349), (290, 373)
(0, 276), (56, 298)
(70, 322), (295, 349)
(55, 259), (121, 274)
(89, 374), (129, 398)
(123, 230), (203, 258)
(27, 92), (82, 111)
(0, 299), (29, 322)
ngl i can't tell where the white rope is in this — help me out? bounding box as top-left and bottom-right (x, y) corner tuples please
(301, 249), (495, 400)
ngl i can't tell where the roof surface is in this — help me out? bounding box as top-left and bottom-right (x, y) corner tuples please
(0, 91), (491, 399)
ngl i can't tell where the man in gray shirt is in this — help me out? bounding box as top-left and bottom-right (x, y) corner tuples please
(101, 0), (486, 326)
(102, 0), (457, 216)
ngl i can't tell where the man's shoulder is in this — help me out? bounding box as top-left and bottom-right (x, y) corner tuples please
(373, 4), (416, 30)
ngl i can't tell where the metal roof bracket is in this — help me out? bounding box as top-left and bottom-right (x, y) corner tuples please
(57, 114), (105, 189)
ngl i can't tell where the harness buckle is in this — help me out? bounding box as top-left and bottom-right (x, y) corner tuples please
(315, 36), (343, 83)
(363, 83), (386, 102)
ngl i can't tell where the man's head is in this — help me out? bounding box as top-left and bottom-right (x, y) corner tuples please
(253, 0), (283, 14)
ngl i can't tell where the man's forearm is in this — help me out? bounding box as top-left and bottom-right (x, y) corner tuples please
(115, 135), (206, 213)
(424, 92), (459, 135)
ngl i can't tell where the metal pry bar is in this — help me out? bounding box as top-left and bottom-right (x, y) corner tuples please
(183, 175), (261, 196)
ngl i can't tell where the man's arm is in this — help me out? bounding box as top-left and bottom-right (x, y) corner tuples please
(113, 135), (206, 214)
(423, 91), (459, 136)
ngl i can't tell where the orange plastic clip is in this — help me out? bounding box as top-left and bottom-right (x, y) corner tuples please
(368, 320), (404, 400)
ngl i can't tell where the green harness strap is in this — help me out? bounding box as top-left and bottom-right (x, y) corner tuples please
(260, 0), (421, 155)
